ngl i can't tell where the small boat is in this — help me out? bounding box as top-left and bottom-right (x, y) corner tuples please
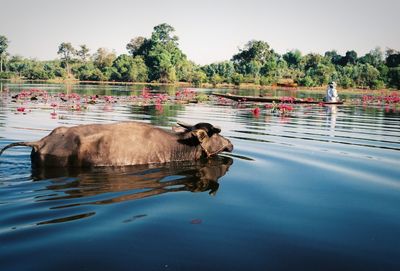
(320, 101), (344, 105)
(212, 93), (344, 105)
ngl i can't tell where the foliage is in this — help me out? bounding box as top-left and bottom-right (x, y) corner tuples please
(210, 74), (223, 86)
(125, 23), (188, 83)
(126, 36), (147, 56)
(0, 35), (9, 72)
(195, 93), (209, 102)
(77, 45), (90, 62)
(387, 67), (400, 89)
(57, 42), (76, 76)
(1, 28), (399, 90)
(386, 49), (400, 68)
(297, 75), (315, 87)
(232, 40), (278, 78)
(0, 35), (8, 55)
(190, 69), (207, 87)
(283, 50), (302, 69)
(111, 54), (148, 82)
(231, 73), (244, 86)
(0, 71), (13, 79)
(202, 61), (235, 82)
(259, 76), (275, 86)
(359, 47), (383, 68)
(93, 48), (116, 70)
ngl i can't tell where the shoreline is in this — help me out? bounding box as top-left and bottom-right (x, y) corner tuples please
(1, 78), (398, 94)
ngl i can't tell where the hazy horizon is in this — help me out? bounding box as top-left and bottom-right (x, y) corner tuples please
(1, 0), (399, 65)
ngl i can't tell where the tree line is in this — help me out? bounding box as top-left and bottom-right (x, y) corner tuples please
(0, 23), (399, 89)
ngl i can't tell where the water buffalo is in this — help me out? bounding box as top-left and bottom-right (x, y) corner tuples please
(0, 121), (233, 167)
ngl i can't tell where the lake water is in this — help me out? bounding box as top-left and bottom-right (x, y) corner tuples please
(0, 82), (399, 271)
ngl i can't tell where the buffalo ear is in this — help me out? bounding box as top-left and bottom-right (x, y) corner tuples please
(192, 129), (208, 142)
(213, 126), (221, 134)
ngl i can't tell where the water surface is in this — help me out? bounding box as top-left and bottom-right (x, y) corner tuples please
(0, 83), (399, 271)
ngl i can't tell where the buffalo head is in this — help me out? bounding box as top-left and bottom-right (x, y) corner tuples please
(176, 122), (233, 157)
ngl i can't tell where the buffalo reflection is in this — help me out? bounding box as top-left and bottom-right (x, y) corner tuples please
(32, 156), (233, 205)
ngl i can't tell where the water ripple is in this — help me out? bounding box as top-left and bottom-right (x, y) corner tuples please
(1, 84), (399, 271)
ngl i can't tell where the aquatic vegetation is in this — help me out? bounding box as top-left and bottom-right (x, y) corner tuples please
(248, 101), (296, 118)
(355, 92), (400, 113)
(278, 104), (294, 114)
(16, 106), (26, 113)
(280, 96), (295, 103)
(264, 101), (294, 116)
(195, 93), (209, 102)
(6, 87), (211, 119)
(251, 107), (261, 117)
(360, 92), (400, 105)
(50, 110), (57, 118)
(175, 88), (196, 102)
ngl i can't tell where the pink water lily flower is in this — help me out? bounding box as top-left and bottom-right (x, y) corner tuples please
(252, 107), (261, 117)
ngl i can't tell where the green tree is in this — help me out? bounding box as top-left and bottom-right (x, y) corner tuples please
(175, 59), (195, 82)
(93, 48), (116, 70)
(232, 40), (278, 77)
(387, 67), (400, 88)
(126, 36), (151, 57)
(348, 63), (380, 88)
(298, 75), (315, 87)
(324, 50), (342, 65)
(260, 59), (278, 76)
(232, 40), (274, 65)
(147, 43), (175, 82)
(386, 49), (400, 68)
(20, 60), (57, 80)
(210, 74), (223, 86)
(202, 61), (235, 82)
(151, 23), (179, 45)
(7, 55), (25, 76)
(75, 62), (104, 81)
(77, 44), (90, 62)
(145, 24), (187, 82)
(111, 54), (148, 82)
(130, 56), (149, 82)
(126, 24), (192, 83)
(384, 49), (400, 88)
(301, 53), (324, 70)
(191, 69), (207, 87)
(57, 42), (76, 77)
(0, 35), (9, 72)
(359, 47), (383, 68)
(341, 50), (358, 66)
(231, 73), (244, 86)
(283, 50), (302, 69)
(306, 62), (337, 86)
(217, 61), (235, 80)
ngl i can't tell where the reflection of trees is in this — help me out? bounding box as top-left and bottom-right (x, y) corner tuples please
(32, 156), (233, 205)
(129, 103), (185, 126)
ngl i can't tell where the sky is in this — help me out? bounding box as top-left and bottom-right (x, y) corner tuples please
(1, 0), (399, 65)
